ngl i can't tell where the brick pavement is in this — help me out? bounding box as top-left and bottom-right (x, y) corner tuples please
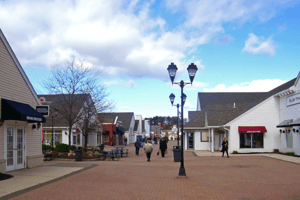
(6, 141), (300, 200)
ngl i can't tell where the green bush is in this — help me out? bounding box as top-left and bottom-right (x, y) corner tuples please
(232, 151), (238, 154)
(42, 144), (55, 150)
(71, 145), (76, 151)
(55, 143), (69, 152)
(273, 149), (279, 153)
(285, 152), (295, 156)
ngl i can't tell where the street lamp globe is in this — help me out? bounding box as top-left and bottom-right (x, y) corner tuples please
(167, 63), (178, 84)
(169, 93), (175, 106)
(187, 63), (198, 83)
(182, 93), (187, 106)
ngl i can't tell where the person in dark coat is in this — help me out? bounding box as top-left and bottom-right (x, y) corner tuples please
(159, 138), (167, 157)
(134, 140), (141, 156)
(221, 137), (229, 158)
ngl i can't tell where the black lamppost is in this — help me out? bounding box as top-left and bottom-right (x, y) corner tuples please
(169, 93), (186, 146)
(51, 111), (58, 146)
(167, 62), (198, 176)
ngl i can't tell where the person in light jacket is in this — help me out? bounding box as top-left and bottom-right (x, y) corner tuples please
(143, 140), (153, 162)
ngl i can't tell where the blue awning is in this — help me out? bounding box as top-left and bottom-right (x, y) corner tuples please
(1, 98), (46, 123)
(104, 131), (109, 134)
(116, 127), (124, 134)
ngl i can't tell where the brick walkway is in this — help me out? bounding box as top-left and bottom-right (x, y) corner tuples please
(8, 141), (300, 200)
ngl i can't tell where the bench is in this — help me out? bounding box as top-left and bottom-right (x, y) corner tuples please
(121, 149), (129, 157)
(106, 150), (121, 161)
(42, 150), (53, 161)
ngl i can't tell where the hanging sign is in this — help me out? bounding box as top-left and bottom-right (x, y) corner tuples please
(36, 105), (50, 116)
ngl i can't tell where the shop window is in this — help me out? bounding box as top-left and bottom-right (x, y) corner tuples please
(73, 135), (77, 145)
(104, 134), (109, 142)
(54, 134), (62, 145)
(286, 132), (293, 148)
(201, 131), (209, 142)
(97, 134), (101, 144)
(240, 133), (264, 148)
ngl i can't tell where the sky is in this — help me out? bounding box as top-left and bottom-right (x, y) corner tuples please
(1, 0), (300, 119)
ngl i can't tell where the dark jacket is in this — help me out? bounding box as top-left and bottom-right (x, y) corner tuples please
(159, 140), (167, 150)
(135, 141), (141, 148)
(222, 140), (228, 151)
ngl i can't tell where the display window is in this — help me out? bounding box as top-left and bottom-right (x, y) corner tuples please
(240, 133), (264, 148)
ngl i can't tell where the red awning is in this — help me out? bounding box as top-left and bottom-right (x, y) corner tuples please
(238, 126), (267, 133)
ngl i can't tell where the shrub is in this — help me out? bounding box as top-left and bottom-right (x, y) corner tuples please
(55, 143), (69, 152)
(232, 151), (238, 154)
(42, 144), (55, 150)
(285, 152), (295, 156)
(59, 153), (64, 157)
(71, 145), (76, 151)
(273, 149), (279, 153)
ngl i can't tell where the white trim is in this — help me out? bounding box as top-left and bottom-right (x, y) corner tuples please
(0, 29), (40, 105)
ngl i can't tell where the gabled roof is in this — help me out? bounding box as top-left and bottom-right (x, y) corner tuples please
(0, 29), (40, 104)
(98, 112), (134, 131)
(134, 120), (139, 131)
(38, 94), (89, 127)
(186, 78), (297, 128)
(188, 111), (200, 121)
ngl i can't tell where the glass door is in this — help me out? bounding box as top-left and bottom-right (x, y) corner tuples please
(6, 126), (25, 171)
(188, 132), (194, 149)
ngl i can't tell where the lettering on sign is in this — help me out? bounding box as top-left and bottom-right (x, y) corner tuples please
(26, 116), (42, 121)
(287, 93), (300, 107)
(36, 105), (49, 116)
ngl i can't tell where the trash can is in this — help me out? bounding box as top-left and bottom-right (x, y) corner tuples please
(172, 145), (181, 162)
(75, 147), (82, 161)
(99, 144), (105, 151)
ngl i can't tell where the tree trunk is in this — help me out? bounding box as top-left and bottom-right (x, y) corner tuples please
(68, 126), (72, 151)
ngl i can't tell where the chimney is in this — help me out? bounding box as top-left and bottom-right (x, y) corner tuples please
(233, 102), (236, 108)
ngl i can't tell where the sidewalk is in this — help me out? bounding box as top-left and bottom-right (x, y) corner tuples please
(1, 141), (300, 200)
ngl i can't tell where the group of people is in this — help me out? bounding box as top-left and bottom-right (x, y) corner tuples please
(134, 138), (168, 162)
(134, 137), (229, 161)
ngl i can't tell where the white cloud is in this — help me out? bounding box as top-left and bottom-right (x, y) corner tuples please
(203, 79), (287, 92)
(102, 79), (137, 88)
(183, 102), (196, 110)
(120, 106), (130, 110)
(242, 33), (276, 56)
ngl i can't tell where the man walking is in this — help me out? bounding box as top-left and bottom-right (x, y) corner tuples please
(143, 140), (153, 162)
(159, 138), (167, 157)
(124, 136), (128, 146)
(134, 140), (141, 156)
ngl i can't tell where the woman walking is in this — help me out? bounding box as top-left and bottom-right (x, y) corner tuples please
(143, 140), (153, 162)
(221, 137), (229, 158)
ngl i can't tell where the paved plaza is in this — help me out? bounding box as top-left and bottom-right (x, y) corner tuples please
(1, 141), (300, 200)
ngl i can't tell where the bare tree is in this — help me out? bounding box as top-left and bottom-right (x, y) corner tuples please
(43, 56), (114, 151)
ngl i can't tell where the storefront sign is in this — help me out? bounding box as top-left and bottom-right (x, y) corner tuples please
(287, 93), (300, 107)
(36, 105), (49, 116)
(26, 116), (42, 121)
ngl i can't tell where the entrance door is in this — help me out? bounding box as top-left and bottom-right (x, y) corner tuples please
(6, 126), (25, 171)
(188, 132), (194, 149)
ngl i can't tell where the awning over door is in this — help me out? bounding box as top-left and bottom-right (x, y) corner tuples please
(289, 118), (300, 126)
(238, 126), (267, 133)
(276, 119), (293, 128)
(116, 127), (124, 134)
(1, 98), (46, 123)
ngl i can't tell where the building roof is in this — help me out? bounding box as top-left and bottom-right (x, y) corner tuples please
(188, 111), (200, 121)
(186, 78), (297, 128)
(98, 112), (134, 131)
(134, 120), (139, 131)
(38, 94), (89, 128)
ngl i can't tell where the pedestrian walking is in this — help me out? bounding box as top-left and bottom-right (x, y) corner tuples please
(143, 140), (153, 162)
(221, 137), (229, 158)
(124, 137), (128, 146)
(159, 138), (167, 157)
(134, 140), (141, 156)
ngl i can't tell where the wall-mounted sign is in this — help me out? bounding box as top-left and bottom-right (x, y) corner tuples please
(36, 105), (50, 116)
(39, 97), (46, 102)
(287, 93), (300, 107)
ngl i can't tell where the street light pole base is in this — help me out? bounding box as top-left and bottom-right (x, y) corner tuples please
(178, 166), (186, 176)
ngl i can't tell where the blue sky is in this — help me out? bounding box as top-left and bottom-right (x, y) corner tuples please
(1, 0), (300, 118)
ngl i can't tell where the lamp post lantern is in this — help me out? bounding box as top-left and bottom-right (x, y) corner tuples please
(167, 62), (198, 176)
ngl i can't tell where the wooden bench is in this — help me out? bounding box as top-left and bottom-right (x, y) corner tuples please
(42, 150), (53, 161)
